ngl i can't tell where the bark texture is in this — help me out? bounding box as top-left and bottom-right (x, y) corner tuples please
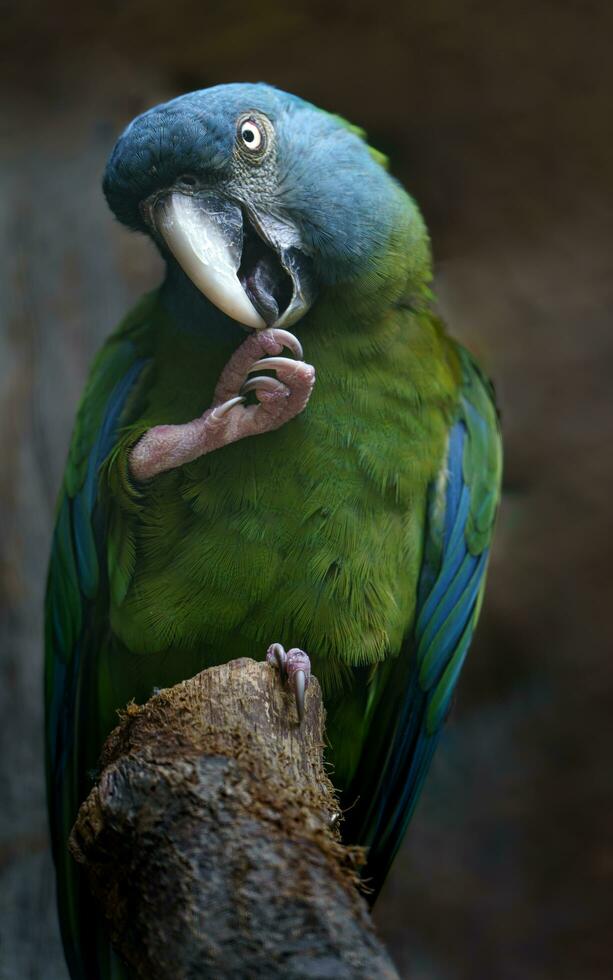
(69, 658), (399, 980)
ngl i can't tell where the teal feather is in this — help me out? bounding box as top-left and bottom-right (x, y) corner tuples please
(45, 326), (149, 980)
(48, 499), (82, 658)
(419, 551), (488, 689)
(72, 494), (99, 599)
(341, 350), (501, 894)
(426, 619), (474, 733)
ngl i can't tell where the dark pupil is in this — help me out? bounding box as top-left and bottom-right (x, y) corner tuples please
(243, 128), (256, 143)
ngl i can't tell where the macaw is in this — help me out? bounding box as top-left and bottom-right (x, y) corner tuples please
(45, 83), (502, 979)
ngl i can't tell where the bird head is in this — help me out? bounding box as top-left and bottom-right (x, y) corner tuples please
(103, 83), (430, 331)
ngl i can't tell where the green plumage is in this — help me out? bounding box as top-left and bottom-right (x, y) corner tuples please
(45, 85), (502, 980)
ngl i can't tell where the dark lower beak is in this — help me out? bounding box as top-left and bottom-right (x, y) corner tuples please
(240, 207), (316, 328)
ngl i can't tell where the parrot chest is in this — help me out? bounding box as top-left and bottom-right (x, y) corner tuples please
(113, 404), (430, 671)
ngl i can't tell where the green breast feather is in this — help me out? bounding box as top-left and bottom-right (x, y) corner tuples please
(46, 289), (500, 978)
(47, 82), (503, 980)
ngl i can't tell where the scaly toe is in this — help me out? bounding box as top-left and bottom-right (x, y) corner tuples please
(266, 642), (288, 679)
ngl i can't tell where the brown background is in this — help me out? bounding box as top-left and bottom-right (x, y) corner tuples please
(1, 2), (612, 978)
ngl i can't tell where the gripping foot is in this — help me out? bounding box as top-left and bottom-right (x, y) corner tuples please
(266, 642), (311, 724)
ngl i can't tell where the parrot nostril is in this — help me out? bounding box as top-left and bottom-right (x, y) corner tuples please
(176, 174), (198, 188)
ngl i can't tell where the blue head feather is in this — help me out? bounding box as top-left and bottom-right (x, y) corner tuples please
(103, 83), (428, 289)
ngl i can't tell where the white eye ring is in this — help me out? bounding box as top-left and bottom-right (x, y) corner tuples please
(239, 119), (263, 151)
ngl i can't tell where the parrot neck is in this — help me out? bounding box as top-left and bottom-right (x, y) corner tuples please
(320, 186), (434, 326)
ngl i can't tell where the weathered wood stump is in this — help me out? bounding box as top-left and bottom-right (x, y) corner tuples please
(69, 658), (400, 979)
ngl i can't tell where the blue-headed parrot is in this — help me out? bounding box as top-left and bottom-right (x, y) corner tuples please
(45, 83), (502, 979)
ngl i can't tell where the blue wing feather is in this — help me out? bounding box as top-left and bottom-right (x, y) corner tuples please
(47, 354), (146, 787)
(45, 344), (146, 980)
(346, 356), (501, 899)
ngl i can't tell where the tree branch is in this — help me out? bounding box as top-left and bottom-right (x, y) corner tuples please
(69, 657), (400, 979)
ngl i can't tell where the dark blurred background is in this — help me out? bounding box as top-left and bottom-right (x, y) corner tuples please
(1, 2), (612, 978)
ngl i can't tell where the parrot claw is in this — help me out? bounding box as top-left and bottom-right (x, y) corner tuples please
(212, 327), (315, 418)
(129, 328), (314, 481)
(248, 355), (302, 374)
(213, 394), (247, 417)
(270, 328), (303, 360)
(240, 375), (287, 396)
(266, 642), (311, 724)
(293, 668), (307, 723)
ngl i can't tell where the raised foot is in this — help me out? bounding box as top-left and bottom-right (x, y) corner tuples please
(211, 327), (315, 423)
(266, 642), (311, 724)
(129, 328), (315, 482)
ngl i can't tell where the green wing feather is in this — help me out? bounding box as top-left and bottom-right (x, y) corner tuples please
(45, 294), (157, 980)
(342, 343), (502, 897)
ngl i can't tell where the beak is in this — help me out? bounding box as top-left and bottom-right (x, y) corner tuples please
(151, 189), (315, 330)
(244, 207), (316, 329)
(152, 190), (265, 329)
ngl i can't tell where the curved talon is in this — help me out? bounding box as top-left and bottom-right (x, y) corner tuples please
(249, 356), (302, 373)
(213, 394), (246, 417)
(270, 329), (303, 360)
(293, 669), (306, 724)
(240, 376), (287, 396)
(267, 642), (288, 678)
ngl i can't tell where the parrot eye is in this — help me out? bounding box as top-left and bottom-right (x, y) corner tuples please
(237, 115), (268, 157)
(176, 174), (199, 189)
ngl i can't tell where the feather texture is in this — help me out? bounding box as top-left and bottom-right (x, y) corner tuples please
(46, 84), (502, 979)
(45, 296), (155, 979)
(340, 345), (501, 896)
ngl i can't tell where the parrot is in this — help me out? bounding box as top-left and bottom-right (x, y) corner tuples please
(45, 83), (502, 980)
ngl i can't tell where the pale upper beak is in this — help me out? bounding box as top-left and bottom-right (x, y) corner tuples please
(150, 188), (315, 330)
(153, 190), (265, 329)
